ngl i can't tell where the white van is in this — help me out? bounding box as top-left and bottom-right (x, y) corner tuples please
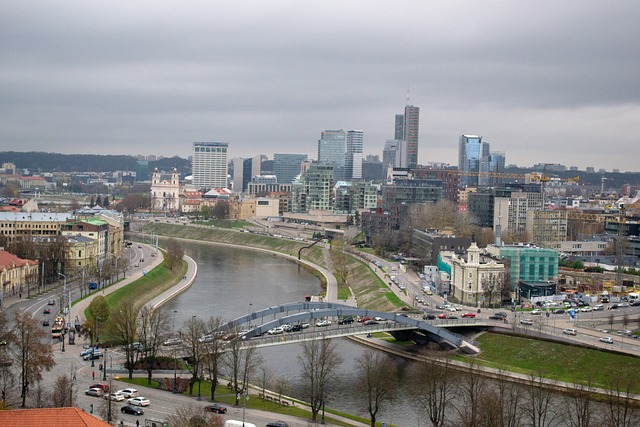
(225, 421), (257, 427)
(562, 328), (577, 336)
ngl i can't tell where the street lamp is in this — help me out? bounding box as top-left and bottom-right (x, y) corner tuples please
(92, 317), (100, 368)
(61, 328), (66, 352)
(103, 347), (107, 381)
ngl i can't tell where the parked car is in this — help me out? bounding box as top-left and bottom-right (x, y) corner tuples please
(128, 397), (150, 407)
(121, 405), (144, 416)
(204, 403), (227, 414)
(599, 336), (614, 344)
(117, 388), (139, 398)
(85, 388), (104, 397)
(315, 320), (332, 327)
(531, 309), (542, 315)
(266, 422), (290, 427)
(593, 304), (605, 311)
(520, 319), (534, 325)
(461, 312), (476, 318)
(105, 392), (125, 401)
(553, 309), (566, 314)
(562, 328), (577, 336)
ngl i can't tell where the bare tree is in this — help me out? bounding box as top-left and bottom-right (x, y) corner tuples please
(181, 315), (207, 395)
(523, 371), (558, 427)
(561, 377), (597, 427)
(355, 351), (398, 427)
(329, 237), (350, 285)
(224, 339), (261, 406)
(202, 316), (225, 402)
(51, 374), (76, 407)
(604, 376), (639, 427)
(0, 363), (16, 409)
(166, 238), (185, 270)
(273, 375), (290, 404)
(107, 300), (139, 379)
(166, 403), (224, 427)
(257, 365), (274, 400)
(298, 337), (343, 422)
(138, 306), (170, 385)
(411, 357), (455, 427)
(454, 361), (486, 427)
(8, 311), (55, 407)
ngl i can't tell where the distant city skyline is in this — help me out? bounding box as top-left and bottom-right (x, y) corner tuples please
(1, 2), (639, 171)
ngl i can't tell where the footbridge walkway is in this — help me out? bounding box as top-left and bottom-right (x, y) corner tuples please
(215, 302), (483, 354)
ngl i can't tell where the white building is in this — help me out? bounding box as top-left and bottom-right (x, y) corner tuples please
(448, 241), (505, 307)
(150, 168), (180, 212)
(192, 141), (229, 190)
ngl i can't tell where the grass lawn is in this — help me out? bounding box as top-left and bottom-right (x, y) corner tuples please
(466, 333), (640, 392)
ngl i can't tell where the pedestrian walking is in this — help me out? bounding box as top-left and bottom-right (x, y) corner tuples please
(92, 371), (95, 380)
(73, 373), (76, 381)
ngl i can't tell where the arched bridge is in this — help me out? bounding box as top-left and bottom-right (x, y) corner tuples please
(215, 302), (480, 354)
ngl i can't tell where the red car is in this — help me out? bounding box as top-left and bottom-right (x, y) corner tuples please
(437, 313), (447, 319)
(462, 312), (476, 318)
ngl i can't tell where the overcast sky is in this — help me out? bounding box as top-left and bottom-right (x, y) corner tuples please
(2, 1), (639, 171)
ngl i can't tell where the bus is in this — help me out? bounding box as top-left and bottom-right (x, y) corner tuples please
(51, 316), (64, 339)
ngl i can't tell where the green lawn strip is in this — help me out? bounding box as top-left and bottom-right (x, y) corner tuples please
(462, 333), (640, 392)
(119, 378), (376, 427)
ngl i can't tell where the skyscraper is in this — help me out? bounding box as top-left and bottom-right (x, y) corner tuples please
(345, 130), (363, 180)
(318, 129), (346, 180)
(394, 114), (405, 141)
(458, 135), (490, 188)
(192, 141), (229, 190)
(273, 153), (308, 185)
(383, 139), (407, 168)
(404, 105), (420, 168)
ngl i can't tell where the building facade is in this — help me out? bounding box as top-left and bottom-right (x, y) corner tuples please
(448, 241), (505, 306)
(150, 168), (180, 211)
(458, 135), (489, 188)
(345, 130), (363, 180)
(486, 243), (559, 290)
(273, 153), (308, 185)
(192, 141), (229, 190)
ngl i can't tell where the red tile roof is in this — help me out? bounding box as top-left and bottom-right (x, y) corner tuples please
(0, 250), (38, 269)
(0, 407), (111, 427)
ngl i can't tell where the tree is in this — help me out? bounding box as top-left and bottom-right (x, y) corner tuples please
(8, 311), (55, 407)
(0, 312), (16, 408)
(298, 337), (343, 421)
(211, 201), (229, 220)
(328, 237), (350, 285)
(411, 358), (454, 427)
(202, 317), (225, 402)
(604, 376), (639, 427)
(51, 374), (76, 407)
(561, 377), (597, 427)
(481, 273), (504, 308)
(475, 369), (523, 427)
(200, 205), (211, 220)
(454, 361), (486, 427)
(355, 351), (398, 427)
(181, 315), (207, 395)
(138, 306), (170, 385)
(523, 371), (558, 427)
(107, 300), (139, 379)
(166, 403), (224, 427)
(166, 238), (185, 270)
(224, 339), (261, 406)
(257, 365), (274, 401)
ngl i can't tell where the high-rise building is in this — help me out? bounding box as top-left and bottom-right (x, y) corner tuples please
(135, 160), (148, 182)
(394, 114), (405, 141)
(192, 141), (229, 190)
(458, 135), (490, 188)
(479, 151), (506, 187)
(383, 139), (407, 168)
(404, 105), (420, 168)
(273, 153), (308, 185)
(231, 155), (263, 193)
(318, 129), (346, 181)
(345, 130), (363, 180)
